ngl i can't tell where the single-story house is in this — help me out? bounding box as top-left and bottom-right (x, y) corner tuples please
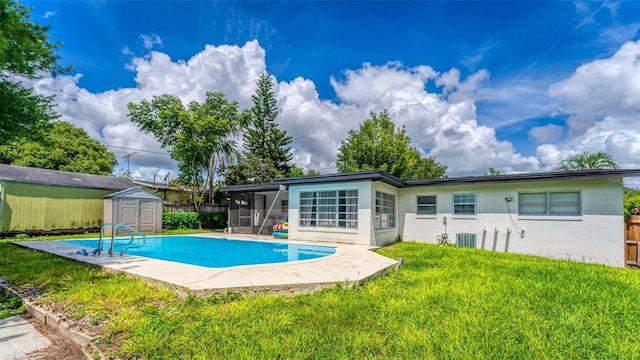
(0, 164), (135, 234)
(220, 169), (640, 267)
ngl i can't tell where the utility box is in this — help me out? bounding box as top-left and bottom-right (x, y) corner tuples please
(104, 187), (162, 235)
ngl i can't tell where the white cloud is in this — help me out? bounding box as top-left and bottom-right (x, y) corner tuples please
(547, 39), (640, 173)
(22, 39), (640, 185)
(529, 124), (564, 143)
(549, 40), (640, 118)
(598, 23), (640, 45)
(330, 62), (437, 106)
(42, 10), (56, 19)
(140, 33), (163, 50)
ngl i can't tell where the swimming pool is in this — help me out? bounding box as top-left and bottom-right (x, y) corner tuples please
(61, 236), (336, 268)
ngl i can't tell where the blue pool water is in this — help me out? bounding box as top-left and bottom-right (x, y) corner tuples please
(61, 236), (336, 268)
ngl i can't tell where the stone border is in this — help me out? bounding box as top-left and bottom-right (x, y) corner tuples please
(0, 278), (106, 360)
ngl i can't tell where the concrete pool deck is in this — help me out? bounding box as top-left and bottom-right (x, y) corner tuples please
(15, 234), (398, 297)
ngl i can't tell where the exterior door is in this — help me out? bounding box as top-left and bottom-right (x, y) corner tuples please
(139, 200), (157, 233)
(120, 199), (138, 228)
(236, 194), (252, 234)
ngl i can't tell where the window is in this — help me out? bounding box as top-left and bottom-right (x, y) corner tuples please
(453, 193), (476, 215)
(281, 200), (288, 213)
(299, 190), (358, 229)
(375, 191), (396, 229)
(417, 195), (437, 215)
(519, 191), (581, 216)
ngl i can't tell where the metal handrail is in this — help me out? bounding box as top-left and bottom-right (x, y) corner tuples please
(108, 223), (147, 257)
(98, 222), (115, 255)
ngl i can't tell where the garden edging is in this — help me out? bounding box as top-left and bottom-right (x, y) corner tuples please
(0, 278), (106, 360)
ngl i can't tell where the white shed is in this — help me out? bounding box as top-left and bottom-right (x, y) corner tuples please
(103, 187), (162, 234)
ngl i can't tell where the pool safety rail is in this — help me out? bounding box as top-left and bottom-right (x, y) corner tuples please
(98, 223), (147, 257)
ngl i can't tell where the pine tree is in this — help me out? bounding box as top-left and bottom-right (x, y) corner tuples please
(242, 73), (293, 182)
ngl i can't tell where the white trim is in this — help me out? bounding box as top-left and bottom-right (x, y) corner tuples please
(518, 216), (583, 221)
(415, 215), (438, 219)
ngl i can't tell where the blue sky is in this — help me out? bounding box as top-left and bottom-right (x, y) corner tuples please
(22, 0), (640, 181)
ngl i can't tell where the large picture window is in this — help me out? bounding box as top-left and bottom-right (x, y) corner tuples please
(375, 191), (396, 229)
(519, 191), (581, 216)
(299, 190), (358, 229)
(453, 193), (476, 215)
(417, 195), (437, 215)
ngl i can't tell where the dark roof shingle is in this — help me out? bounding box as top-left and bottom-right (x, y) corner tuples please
(0, 164), (135, 191)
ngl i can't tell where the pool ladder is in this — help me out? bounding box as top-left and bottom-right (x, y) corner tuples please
(98, 223), (147, 257)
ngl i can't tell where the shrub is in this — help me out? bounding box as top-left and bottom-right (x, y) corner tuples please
(162, 211), (228, 230)
(624, 195), (640, 220)
(162, 212), (200, 230)
(199, 212), (227, 229)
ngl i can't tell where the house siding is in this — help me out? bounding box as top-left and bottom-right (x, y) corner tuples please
(288, 181), (374, 245)
(399, 178), (624, 267)
(1, 182), (113, 232)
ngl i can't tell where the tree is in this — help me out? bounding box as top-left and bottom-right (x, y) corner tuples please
(222, 73), (296, 185)
(287, 165), (320, 178)
(0, 80), (58, 143)
(336, 110), (446, 179)
(222, 153), (280, 186)
(128, 92), (241, 210)
(0, 0), (69, 145)
(240, 73), (293, 182)
(0, 121), (117, 175)
(484, 167), (502, 176)
(556, 151), (619, 171)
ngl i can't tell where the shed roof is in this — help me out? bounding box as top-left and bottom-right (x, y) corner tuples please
(219, 168), (640, 193)
(0, 164), (135, 191)
(104, 187), (162, 200)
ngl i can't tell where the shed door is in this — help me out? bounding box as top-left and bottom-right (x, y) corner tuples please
(121, 199), (138, 228)
(139, 200), (157, 233)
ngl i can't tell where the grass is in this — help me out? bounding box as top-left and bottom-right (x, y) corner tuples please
(0, 294), (25, 319)
(0, 240), (639, 359)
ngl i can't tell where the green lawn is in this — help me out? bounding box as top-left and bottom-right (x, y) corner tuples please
(0, 240), (638, 359)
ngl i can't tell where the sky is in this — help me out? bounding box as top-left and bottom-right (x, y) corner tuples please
(20, 0), (640, 185)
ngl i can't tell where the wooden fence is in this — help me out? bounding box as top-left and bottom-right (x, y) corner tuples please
(163, 204), (227, 213)
(625, 215), (640, 268)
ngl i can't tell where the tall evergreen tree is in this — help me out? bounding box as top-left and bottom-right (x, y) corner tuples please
(242, 73), (293, 182)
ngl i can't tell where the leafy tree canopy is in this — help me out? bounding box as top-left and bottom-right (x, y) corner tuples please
(0, 0), (67, 76)
(336, 110), (447, 179)
(556, 151), (619, 171)
(0, 0), (69, 145)
(128, 92), (241, 208)
(0, 80), (57, 143)
(0, 121), (117, 175)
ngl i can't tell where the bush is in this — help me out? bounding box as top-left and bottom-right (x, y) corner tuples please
(162, 212), (200, 230)
(199, 212), (227, 229)
(624, 195), (640, 220)
(162, 211), (228, 230)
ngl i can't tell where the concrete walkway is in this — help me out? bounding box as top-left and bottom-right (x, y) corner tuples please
(16, 235), (398, 297)
(0, 315), (51, 360)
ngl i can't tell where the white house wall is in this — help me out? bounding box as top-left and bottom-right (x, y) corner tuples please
(398, 178), (624, 267)
(288, 181), (374, 245)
